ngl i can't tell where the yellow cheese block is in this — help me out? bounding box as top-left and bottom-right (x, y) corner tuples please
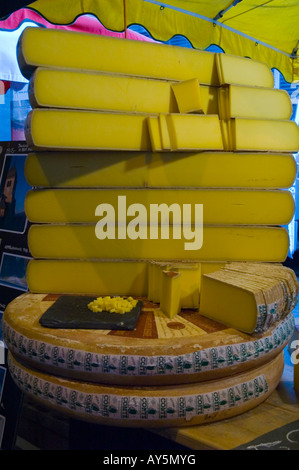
(24, 151), (297, 189)
(216, 53), (274, 88)
(29, 67), (219, 115)
(200, 269), (289, 334)
(165, 114), (224, 151)
(24, 188), (295, 226)
(232, 118), (299, 153)
(160, 270), (182, 318)
(26, 259), (218, 297)
(171, 79), (204, 114)
(219, 84), (293, 120)
(27, 224), (289, 262)
(18, 26), (219, 85)
(27, 259), (148, 296)
(25, 109), (152, 151)
(30, 67), (178, 114)
(205, 269), (287, 329)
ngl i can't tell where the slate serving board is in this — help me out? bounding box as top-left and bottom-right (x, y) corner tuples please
(39, 295), (143, 330)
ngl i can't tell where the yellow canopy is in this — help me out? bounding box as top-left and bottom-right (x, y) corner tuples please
(24, 0), (299, 83)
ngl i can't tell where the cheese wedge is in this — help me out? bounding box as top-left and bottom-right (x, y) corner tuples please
(216, 53), (274, 88)
(200, 270), (287, 334)
(148, 262), (201, 308)
(171, 79), (204, 114)
(26, 259), (148, 296)
(27, 224), (289, 262)
(24, 151), (297, 190)
(160, 270), (181, 318)
(147, 261), (171, 303)
(232, 118), (299, 153)
(223, 262), (298, 310)
(207, 269), (286, 329)
(218, 85), (292, 120)
(24, 188), (295, 226)
(18, 26), (219, 85)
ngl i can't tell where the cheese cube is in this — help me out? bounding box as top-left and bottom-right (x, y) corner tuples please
(171, 78), (204, 114)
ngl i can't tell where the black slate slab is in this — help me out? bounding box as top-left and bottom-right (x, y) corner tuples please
(39, 295), (143, 330)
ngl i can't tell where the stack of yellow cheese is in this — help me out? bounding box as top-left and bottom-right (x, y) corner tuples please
(20, 27), (298, 316)
(2, 26), (298, 428)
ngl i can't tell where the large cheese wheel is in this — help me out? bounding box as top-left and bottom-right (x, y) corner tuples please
(7, 351), (284, 428)
(3, 293), (294, 386)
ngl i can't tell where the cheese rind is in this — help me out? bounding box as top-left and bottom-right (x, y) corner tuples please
(24, 188), (295, 226)
(27, 224), (290, 262)
(24, 151), (297, 189)
(223, 262), (298, 310)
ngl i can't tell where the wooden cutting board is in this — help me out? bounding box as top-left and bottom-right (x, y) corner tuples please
(3, 293), (294, 386)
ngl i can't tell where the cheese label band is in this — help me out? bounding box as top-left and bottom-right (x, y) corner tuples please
(24, 151), (297, 190)
(18, 27), (274, 89)
(27, 225), (289, 262)
(25, 108), (299, 153)
(8, 352), (270, 423)
(2, 306), (294, 380)
(7, 352), (284, 427)
(24, 188), (295, 226)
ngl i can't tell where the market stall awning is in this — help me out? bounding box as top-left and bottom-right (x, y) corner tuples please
(0, 0), (298, 83)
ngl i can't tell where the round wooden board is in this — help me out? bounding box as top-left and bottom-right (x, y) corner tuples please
(3, 292), (294, 386)
(8, 351), (284, 429)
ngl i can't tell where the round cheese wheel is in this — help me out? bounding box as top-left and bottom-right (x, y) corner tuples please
(8, 351), (284, 428)
(3, 293), (294, 386)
